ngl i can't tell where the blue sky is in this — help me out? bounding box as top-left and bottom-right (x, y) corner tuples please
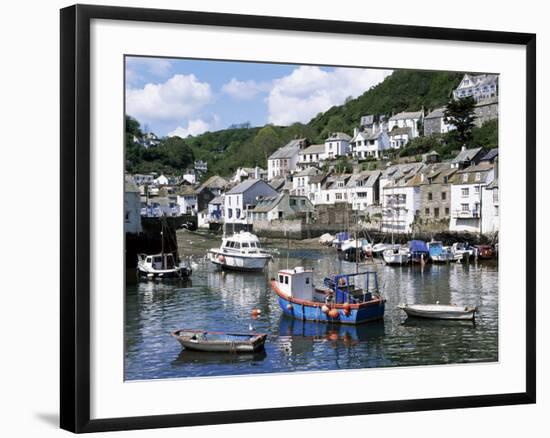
(125, 56), (392, 137)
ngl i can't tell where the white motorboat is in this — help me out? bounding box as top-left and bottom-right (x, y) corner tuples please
(451, 242), (475, 261)
(207, 231), (272, 271)
(382, 246), (410, 265)
(397, 303), (477, 320)
(137, 253), (192, 279)
(372, 243), (390, 256)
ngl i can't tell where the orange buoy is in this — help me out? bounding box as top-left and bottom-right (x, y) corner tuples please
(286, 304), (293, 311)
(321, 304), (330, 314)
(328, 308), (339, 319)
(251, 308), (261, 317)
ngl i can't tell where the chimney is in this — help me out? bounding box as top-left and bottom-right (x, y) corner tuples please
(254, 166), (260, 179)
(353, 127), (358, 136)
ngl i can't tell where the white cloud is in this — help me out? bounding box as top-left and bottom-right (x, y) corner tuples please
(168, 117), (216, 138)
(221, 78), (270, 100)
(267, 66), (392, 125)
(126, 74), (212, 124)
(125, 58), (173, 85)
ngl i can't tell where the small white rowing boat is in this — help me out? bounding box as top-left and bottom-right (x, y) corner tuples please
(397, 303), (477, 320)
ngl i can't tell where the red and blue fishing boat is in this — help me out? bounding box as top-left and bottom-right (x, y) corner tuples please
(271, 267), (385, 324)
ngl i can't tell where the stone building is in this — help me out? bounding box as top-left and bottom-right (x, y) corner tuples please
(474, 97), (499, 127)
(417, 163), (457, 225)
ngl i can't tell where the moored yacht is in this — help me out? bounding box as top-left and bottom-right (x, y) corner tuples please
(137, 252), (192, 279)
(207, 231), (272, 271)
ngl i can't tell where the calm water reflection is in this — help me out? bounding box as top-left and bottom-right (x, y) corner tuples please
(125, 246), (498, 381)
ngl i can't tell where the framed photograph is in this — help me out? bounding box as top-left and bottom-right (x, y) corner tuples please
(60, 4), (536, 433)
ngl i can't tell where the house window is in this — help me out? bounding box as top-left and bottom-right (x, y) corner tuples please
(462, 173), (468, 182)
(335, 193), (343, 200)
(443, 176), (449, 184)
(428, 192), (433, 201)
(461, 188), (469, 197)
(434, 208), (440, 218)
(441, 192), (447, 200)
(461, 203), (469, 212)
(474, 186), (480, 194)
(326, 194), (330, 202)
(227, 208), (233, 218)
(425, 208), (430, 215)
(475, 172), (481, 181)
(236, 208), (241, 218)
(445, 207), (450, 215)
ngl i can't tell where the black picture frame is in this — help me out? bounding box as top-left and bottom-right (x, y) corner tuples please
(60, 4), (536, 433)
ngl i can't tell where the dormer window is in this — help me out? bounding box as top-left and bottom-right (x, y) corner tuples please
(475, 172), (481, 181)
(462, 173), (468, 182)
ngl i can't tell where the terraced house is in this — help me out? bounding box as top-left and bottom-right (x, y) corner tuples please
(449, 162), (496, 233)
(417, 163), (457, 226)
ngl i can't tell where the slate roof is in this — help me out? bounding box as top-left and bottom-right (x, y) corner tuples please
(298, 144), (325, 155)
(451, 147), (484, 164)
(480, 148), (498, 162)
(209, 195), (224, 205)
(389, 111), (423, 121)
(389, 127), (412, 137)
(269, 139), (306, 160)
(200, 175), (228, 190)
(346, 170), (381, 188)
(425, 107), (446, 119)
(226, 178), (265, 194)
(452, 162), (495, 184)
(325, 132), (351, 142)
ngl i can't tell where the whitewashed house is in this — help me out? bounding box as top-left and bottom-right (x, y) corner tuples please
(318, 174), (353, 206)
(307, 172), (331, 205)
(346, 171), (381, 211)
(297, 144), (325, 169)
(224, 179), (278, 225)
(388, 111), (423, 138)
(453, 73), (498, 102)
(133, 173), (155, 186)
(154, 174), (170, 186)
(381, 172), (423, 233)
(481, 178), (499, 234)
(268, 138), (306, 180)
(349, 128), (390, 159)
(124, 175), (142, 234)
(292, 167), (322, 197)
(176, 185), (199, 215)
(449, 162), (496, 233)
(324, 132), (351, 160)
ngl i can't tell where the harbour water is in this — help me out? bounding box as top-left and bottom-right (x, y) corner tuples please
(125, 233), (498, 381)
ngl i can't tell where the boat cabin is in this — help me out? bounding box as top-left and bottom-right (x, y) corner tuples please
(276, 268), (380, 305)
(221, 231), (264, 255)
(138, 253), (176, 270)
(277, 267), (314, 301)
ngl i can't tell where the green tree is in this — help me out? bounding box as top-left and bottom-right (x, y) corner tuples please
(444, 96), (476, 145)
(334, 155), (353, 173)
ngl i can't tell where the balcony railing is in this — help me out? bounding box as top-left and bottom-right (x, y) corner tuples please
(452, 209), (479, 219)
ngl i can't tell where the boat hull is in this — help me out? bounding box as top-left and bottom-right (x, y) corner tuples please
(382, 251), (410, 265)
(171, 330), (267, 353)
(137, 266), (192, 279)
(272, 281), (385, 325)
(208, 249), (270, 271)
(399, 305), (476, 320)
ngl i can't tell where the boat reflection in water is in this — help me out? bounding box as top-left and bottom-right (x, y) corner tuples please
(172, 348), (267, 366)
(278, 315), (385, 346)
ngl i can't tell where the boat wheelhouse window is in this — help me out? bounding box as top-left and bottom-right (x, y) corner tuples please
(234, 242), (241, 249)
(305, 277), (310, 284)
(225, 241), (232, 247)
(242, 242), (249, 248)
(146, 257), (152, 263)
(279, 274), (284, 283)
